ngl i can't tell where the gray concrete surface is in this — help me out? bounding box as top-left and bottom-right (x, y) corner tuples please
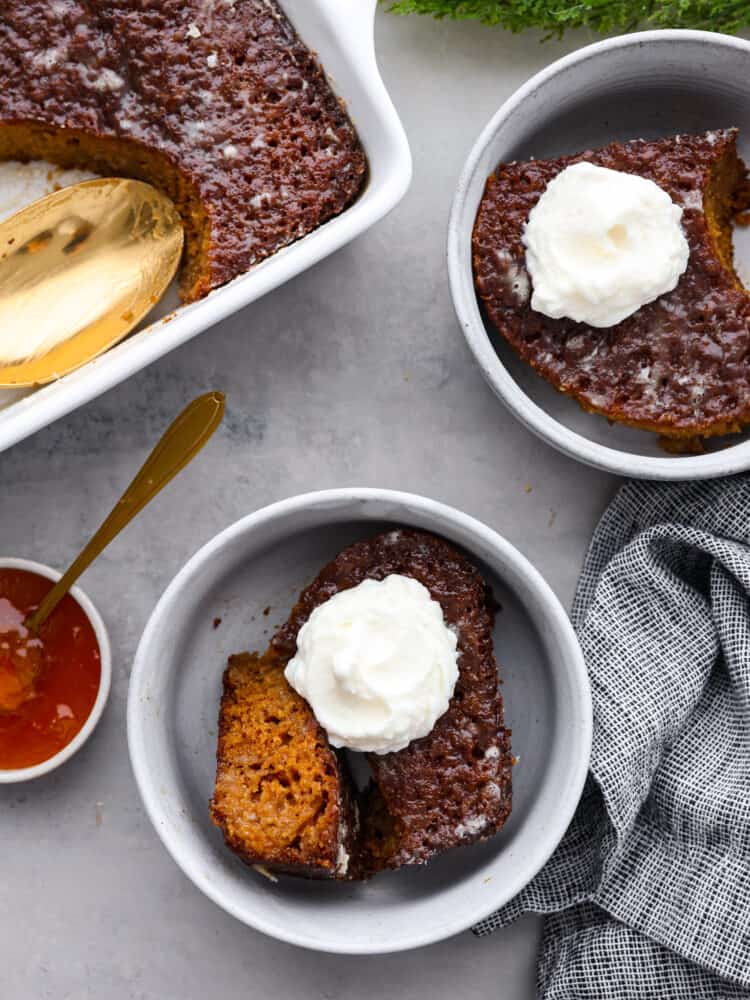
(0, 12), (618, 999)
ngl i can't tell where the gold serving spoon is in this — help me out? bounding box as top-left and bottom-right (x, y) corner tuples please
(0, 391), (224, 711)
(0, 177), (184, 387)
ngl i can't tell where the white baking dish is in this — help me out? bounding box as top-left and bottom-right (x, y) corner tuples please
(0, 0), (411, 453)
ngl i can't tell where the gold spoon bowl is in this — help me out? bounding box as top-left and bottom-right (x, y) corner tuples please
(0, 177), (183, 387)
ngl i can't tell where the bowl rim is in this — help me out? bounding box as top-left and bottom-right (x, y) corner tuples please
(127, 487), (592, 953)
(448, 29), (750, 481)
(0, 556), (112, 783)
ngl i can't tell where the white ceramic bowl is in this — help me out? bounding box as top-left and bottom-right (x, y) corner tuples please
(0, 557), (111, 784)
(0, 0), (412, 454)
(449, 30), (750, 480)
(127, 489), (591, 953)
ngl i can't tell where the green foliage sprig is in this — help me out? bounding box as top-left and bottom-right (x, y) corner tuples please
(384, 0), (750, 37)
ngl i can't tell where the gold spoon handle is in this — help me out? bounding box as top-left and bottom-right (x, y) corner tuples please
(26, 391), (225, 634)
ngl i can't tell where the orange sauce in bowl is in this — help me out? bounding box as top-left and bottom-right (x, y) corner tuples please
(0, 568), (101, 770)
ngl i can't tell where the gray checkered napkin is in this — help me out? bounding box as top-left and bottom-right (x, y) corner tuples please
(474, 478), (750, 999)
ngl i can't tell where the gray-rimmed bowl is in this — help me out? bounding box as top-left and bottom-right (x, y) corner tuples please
(449, 30), (750, 481)
(127, 488), (591, 954)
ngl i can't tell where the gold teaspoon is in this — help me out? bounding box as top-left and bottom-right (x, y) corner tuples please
(24, 391), (225, 637)
(0, 177), (184, 387)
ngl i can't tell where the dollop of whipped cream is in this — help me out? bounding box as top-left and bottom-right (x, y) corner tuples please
(522, 161), (690, 328)
(284, 574), (458, 754)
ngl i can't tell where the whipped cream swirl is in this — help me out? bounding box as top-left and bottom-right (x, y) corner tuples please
(523, 161), (690, 328)
(284, 574), (459, 754)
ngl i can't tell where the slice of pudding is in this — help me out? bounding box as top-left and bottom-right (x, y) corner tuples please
(210, 649), (359, 879)
(210, 530), (513, 879)
(270, 529), (513, 875)
(473, 129), (750, 442)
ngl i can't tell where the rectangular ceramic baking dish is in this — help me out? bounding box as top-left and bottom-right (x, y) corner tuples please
(0, 0), (411, 453)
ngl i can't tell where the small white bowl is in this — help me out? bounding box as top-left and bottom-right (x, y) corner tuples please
(0, 557), (111, 784)
(127, 488), (591, 954)
(449, 30), (750, 480)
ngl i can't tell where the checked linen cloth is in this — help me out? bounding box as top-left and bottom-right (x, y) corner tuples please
(475, 478), (750, 998)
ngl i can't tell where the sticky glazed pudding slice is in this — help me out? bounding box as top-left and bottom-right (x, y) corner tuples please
(473, 129), (750, 443)
(211, 530), (513, 879)
(271, 529), (513, 875)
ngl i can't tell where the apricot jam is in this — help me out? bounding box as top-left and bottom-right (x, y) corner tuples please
(0, 569), (101, 770)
